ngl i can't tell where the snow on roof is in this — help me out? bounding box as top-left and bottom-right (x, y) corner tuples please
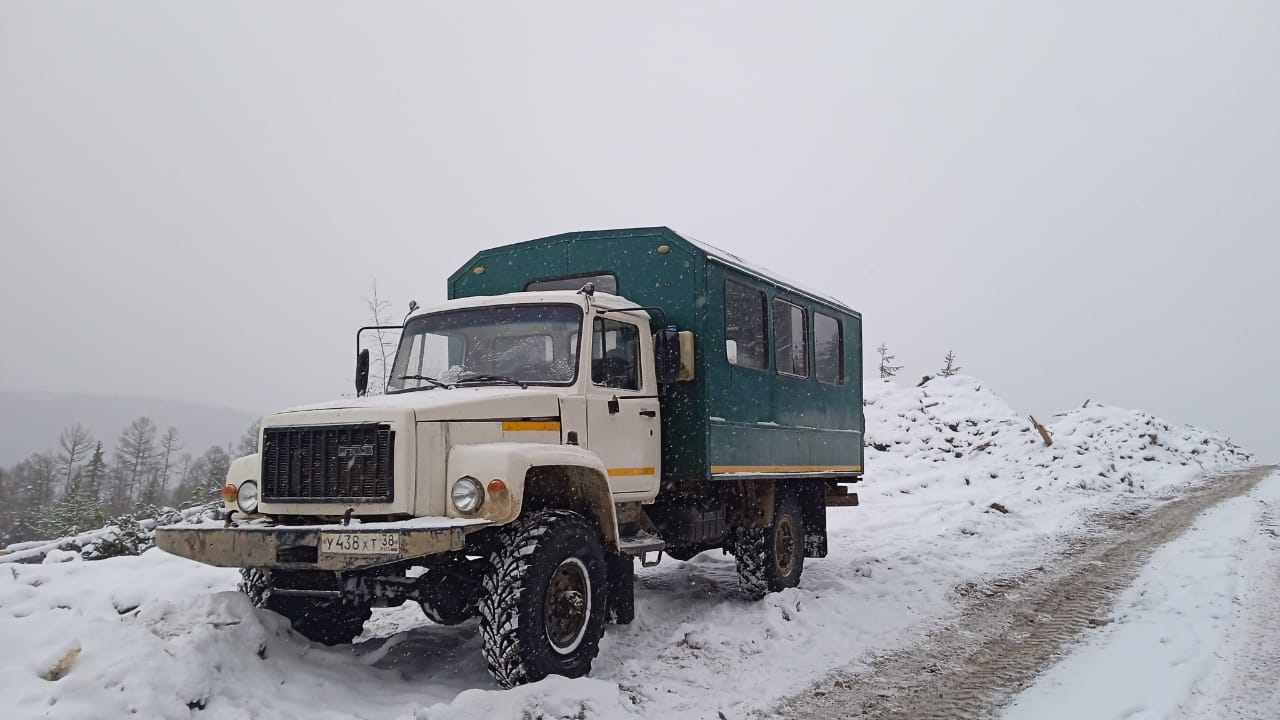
(677, 229), (858, 314)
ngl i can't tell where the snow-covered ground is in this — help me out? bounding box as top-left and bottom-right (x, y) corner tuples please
(0, 376), (1261, 720)
(1001, 469), (1280, 720)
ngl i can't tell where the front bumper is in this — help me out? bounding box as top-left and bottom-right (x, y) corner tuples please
(154, 517), (491, 571)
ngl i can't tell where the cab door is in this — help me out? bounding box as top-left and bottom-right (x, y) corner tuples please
(584, 316), (661, 497)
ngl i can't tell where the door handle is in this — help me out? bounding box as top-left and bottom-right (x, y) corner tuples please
(638, 409), (657, 417)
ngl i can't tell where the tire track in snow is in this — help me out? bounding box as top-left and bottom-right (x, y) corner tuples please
(766, 465), (1277, 720)
(1203, 499), (1280, 719)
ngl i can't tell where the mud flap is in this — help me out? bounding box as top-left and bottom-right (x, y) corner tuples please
(801, 481), (829, 558)
(605, 552), (635, 625)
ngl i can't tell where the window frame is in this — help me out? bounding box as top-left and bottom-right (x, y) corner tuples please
(386, 303), (584, 392)
(813, 310), (845, 386)
(723, 278), (770, 371)
(773, 297), (810, 379)
(525, 271), (619, 295)
(590, 316), (643, 391)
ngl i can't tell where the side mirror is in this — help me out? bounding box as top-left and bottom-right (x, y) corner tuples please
(356, 349), (370, 397)
(655, 327), (681, 385)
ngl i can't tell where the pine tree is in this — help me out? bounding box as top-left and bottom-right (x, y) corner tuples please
(80, 441), (107, 500)
(35, 485), (106, 539)
(877, 343), (903, 379)
(939, 350), (961, 377)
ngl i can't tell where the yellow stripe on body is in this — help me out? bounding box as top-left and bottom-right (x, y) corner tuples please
(710, 464), (862, 474)
(607, 467), (656, 477)
(501, 421), (562, 432)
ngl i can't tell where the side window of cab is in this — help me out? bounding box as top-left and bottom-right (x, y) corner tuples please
(591, 317), (641, 390)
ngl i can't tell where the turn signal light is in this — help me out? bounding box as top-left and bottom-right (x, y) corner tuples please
(221, 483), (237, 503)
(487, 479), (508, 494)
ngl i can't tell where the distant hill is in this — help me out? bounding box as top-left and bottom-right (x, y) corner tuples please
(0, 389), (259, 466)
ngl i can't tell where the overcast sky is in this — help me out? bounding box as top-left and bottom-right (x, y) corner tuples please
(2, 2), (1277, 456)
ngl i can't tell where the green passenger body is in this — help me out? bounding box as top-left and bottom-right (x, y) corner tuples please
(447, 227), (864, 485)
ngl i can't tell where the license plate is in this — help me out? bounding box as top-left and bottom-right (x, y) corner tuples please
(319, 532), (400, 555)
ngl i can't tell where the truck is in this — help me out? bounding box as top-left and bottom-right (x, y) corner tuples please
(156, 226), (864, 687)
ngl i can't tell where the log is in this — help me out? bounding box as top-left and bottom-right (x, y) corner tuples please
(1029, 415), (1053, 446)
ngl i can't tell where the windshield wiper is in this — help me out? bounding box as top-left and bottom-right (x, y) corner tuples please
(390, 374), (452, 392)
(454, 373), (528, 389)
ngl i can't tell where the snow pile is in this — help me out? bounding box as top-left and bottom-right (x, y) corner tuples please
(0, 376), (1261, 720)
(864, 375), (1252, 496)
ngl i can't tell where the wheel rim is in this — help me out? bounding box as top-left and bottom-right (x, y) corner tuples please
(544, 557), (592, 654)
(775, 514), (797, 576)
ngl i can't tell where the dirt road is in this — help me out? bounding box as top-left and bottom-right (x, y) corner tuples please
(767, 465), (1277, 720)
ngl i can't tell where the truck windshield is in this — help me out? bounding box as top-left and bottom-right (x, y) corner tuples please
(387, 304), (583, 392)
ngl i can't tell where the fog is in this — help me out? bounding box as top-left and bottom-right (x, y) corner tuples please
(2, 2), (1277, 456)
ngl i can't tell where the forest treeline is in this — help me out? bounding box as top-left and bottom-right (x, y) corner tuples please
(0, 417), (258, 546)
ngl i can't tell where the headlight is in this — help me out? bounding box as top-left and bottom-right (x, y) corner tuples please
(451, 476), (484, 514)
(236, 481), (260, 514)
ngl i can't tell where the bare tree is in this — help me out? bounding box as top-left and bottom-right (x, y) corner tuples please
(9, 452), (61, 539)
(56, 424), (94, 495)
(235, 420), (261, 457)
(142, 427), (182, 505)
(363, 278), (398, 394)
(174, 445), (232, 507)
(939, 350), (961, 377)
(877, 343), (903, 379)
(167, 453), (193, 507)
(110, 417), (157, 513)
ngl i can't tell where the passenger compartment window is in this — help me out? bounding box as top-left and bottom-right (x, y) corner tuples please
(814, 311), (844, 385)
(725, 279), (768, 369)
(591, 317), (641, 390)
(773, 299), (809, 378)
(526, 273), (618, 294)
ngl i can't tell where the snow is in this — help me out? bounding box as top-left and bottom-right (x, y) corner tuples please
(0, 375), (1259, 720)
(1001, 469), (1280, 720)
(279, 384), (559, 413)
(167, 515), (492, 532)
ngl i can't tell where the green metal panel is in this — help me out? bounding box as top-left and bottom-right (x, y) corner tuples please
(448, 227), (864, 482)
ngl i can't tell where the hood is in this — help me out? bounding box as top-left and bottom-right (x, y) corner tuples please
(278, 385), (564, 422)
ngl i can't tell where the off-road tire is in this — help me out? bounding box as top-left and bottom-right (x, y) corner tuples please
(239, 568), (272, 607)
(478, 509), (608, 688)
(239, 568), (371, 645)
(734, 492), (805, 600)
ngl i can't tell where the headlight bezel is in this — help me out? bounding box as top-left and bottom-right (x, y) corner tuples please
(451, 475), (485, 514)
(235, 480), (260, 514)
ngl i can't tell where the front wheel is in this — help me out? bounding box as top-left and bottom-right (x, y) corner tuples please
(478, 509), (608, 688)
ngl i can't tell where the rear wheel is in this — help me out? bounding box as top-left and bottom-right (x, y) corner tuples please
(734, 492), (805, 600)
(478, 509), (608, 688)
